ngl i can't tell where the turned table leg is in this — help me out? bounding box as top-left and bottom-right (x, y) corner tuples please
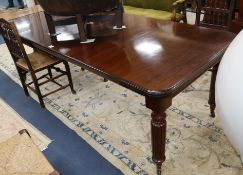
(208, 63), (219, 117)
(145, 96), (172, 175)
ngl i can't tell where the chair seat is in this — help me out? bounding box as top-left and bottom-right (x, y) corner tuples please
(0, 131), (55, 175)
(124, 5), (183, 21)
(16, 52), (60, 71)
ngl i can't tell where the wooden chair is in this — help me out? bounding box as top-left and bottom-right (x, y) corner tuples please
(194, 0), (235, 117)
(0, 18), (75, 108)
(195, 0), (236, 31)
(0, 129), (60, 175)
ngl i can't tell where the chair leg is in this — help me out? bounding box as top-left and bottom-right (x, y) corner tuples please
(31, 73), (45, 108)
(76, 14), (88, 42)
(48, 67), (53, 78)
(183, 16), (187, 23)
(183, 9), (187, 24)
(17, 68), (29, 96)
(63, 61), (76, 94)
(44, 12), (56, 36)
(208, 64), (219, 118)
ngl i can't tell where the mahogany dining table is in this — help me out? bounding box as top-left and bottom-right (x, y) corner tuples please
(13, 12), (235, 174)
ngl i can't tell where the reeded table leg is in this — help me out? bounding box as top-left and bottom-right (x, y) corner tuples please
(208, 64), (219, 117)
(145, 96), (172, 175)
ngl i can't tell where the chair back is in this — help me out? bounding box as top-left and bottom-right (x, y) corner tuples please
(0, 18), (33, 70)
(195, 0), (236, 30)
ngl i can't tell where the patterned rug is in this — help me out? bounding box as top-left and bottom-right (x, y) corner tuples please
(0, 43), (242, 175)
(0, 97), (51, 151)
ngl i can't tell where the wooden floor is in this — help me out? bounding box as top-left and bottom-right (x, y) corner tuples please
(0, 5), (42, 21)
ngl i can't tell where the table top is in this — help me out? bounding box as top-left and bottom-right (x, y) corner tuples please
(14, 12), (235, 98)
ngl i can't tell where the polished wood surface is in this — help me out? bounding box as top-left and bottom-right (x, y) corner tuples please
(15, 12), (234, 97)
(14, 12), (235, 174)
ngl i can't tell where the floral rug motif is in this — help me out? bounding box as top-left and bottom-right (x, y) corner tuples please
(0, 44), (242, 175)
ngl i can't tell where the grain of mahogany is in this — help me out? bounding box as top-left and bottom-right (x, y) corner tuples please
(14, 12), (235, 174)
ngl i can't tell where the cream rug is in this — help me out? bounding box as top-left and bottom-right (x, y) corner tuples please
(0, 43), (242, 175)
(0, 98), (51, 151)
